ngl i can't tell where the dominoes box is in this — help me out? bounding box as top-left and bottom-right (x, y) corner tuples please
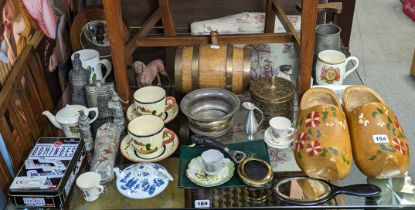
(8, 137), (85, 209)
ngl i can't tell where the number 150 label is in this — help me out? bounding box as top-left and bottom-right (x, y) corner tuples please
(373, 135), (389, 144)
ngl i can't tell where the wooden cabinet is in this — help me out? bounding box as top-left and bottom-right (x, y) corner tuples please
(102, 0), (319, 101)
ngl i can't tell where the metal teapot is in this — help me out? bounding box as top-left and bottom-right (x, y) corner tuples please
(242, 102), (264, 140)
(42, 104), (98, 138)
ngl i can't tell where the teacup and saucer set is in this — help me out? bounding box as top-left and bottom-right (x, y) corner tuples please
(126, 86), (179, 123)
(186, 149), (235, 187)
(264, 117), (295, 149)
(120, 103), (179, 163)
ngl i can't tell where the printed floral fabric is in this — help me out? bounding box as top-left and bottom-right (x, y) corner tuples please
(242, 43), (298, 85)
(346, 102), (410, 178)
(190, 12), (301, 35)
(295, 105), (352, 180)
(190, 12), (300, 86)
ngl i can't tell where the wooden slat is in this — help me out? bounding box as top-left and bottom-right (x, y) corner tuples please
(136, 33), (295, 47)
(28, 49), (54, 113)
(15, 79), (40, 140)
(21, 70), (46, 128)
(299, 0), (318, 97)
(159, 0), (176, 35)
(159, 0), (177, 95)
(125, 7), (163, 62)
(0, 154), (11, 195)
(0, 116), (22, 168)
(265, 0), (276, 33)
(103, 0), (130, 105)
(296, 2), (343, 14)
(273, 0), (300, 44)
(0, 47), (32, 115)
(8, 101), (32, 150)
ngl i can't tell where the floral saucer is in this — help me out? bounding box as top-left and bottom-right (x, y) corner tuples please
(114, 163), (173, 199)
(120, 129), (179, 163)
(264, 127), (294, 149)
(126, 102), (179, 124)
(185, 156), (234, 187)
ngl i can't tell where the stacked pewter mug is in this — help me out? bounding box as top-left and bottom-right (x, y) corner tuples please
(314, 24), (342, 81)
(315, 24), (341, 55)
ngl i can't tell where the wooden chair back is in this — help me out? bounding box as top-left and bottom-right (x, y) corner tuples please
(0, 46), (56, 196)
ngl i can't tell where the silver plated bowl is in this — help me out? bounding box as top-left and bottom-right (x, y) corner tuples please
(180, 88), (240, 137)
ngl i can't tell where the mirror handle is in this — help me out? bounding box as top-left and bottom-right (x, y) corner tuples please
(336, 184), (381, 197)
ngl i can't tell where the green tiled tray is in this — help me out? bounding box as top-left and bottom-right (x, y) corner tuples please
(178, 140), (271, 189)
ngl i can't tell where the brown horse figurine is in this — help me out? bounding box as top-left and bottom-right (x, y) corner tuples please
(132, 59), (169, 88)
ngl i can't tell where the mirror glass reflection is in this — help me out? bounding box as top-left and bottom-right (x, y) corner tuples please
(81, 20), (110, 47)
(275, 177), (331, 202)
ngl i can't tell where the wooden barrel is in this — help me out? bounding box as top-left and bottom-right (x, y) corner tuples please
(175, 45), (251, 94)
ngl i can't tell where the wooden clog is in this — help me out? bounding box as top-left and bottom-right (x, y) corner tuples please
(295, 88), (352, 180)
(343, 86), (410, 179)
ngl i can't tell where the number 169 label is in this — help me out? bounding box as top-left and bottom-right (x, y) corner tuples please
(195, 200), (210, 208)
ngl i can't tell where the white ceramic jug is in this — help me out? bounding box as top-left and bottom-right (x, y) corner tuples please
(71, 49), (112, 83)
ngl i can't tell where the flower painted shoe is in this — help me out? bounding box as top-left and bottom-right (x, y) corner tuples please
(343, 86), (410, 179)
(295, 87), (352, 180)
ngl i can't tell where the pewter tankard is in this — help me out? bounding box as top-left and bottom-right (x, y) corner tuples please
(315, 24), (341, 55)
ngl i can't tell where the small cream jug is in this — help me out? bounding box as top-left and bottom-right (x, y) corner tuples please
(242, 102), (264, 140)
(315, 50), (359, 85)
(43, 105), (98, 138)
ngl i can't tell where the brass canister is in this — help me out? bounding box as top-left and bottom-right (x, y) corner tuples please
(250, 76), (295, 127)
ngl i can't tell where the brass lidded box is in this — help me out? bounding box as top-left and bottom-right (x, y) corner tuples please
(250, 76), (295, 127)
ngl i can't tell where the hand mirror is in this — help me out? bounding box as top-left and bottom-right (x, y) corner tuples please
(190, 135), (273, 187)
(274, 177), (381, 206)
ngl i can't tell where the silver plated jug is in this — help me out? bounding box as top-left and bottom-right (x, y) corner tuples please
(242, 102), (264, 140)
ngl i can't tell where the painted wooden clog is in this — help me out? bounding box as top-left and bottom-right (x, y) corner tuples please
(295, 87), (352, 180)
(343, 86), (410, 179)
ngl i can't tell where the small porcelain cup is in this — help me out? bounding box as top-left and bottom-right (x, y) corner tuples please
(128, 115), (175, 158)
(269, 117), (295, 142)
(71, 49), (112, 83)
(76, 172), (104, 202)
(133, 86), (177, 119)
(315, 50), (359, 85)
(201, 149), (224, 175)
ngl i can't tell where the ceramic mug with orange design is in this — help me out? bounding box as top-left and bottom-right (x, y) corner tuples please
(127, 115), (175, 158)
(133, 86), (176, 118)
(315, 50), (359, 85)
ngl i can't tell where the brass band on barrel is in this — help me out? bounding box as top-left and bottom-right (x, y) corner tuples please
(225, 45), (233, 91)
(191, 46), (200, 90)
(242, 48), (251, 92)
(174, 47), (183, 93)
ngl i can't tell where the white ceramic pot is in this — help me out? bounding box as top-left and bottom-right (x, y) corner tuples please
(42, 105), (98, 137)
